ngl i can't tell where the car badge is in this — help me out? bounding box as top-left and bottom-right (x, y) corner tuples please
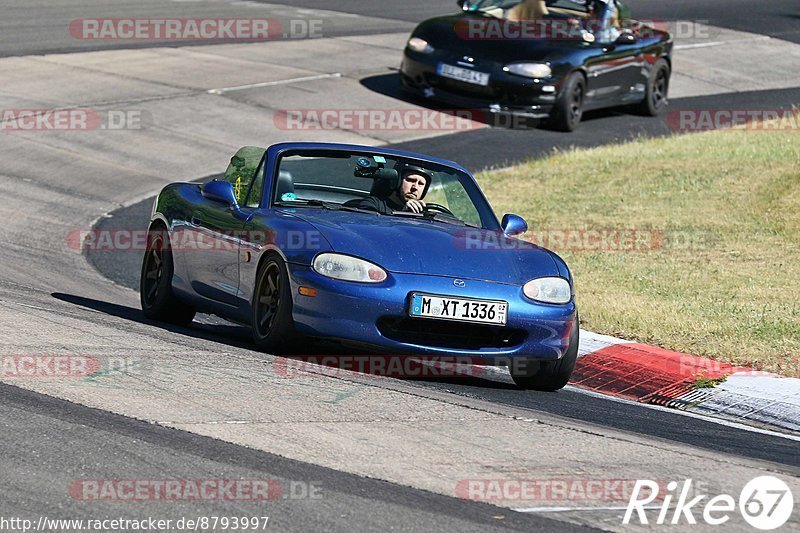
(457, 56), (476, 68)
(454, 279), (466, 288)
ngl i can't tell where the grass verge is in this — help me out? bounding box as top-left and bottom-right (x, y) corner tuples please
(478, 129), (800, 376)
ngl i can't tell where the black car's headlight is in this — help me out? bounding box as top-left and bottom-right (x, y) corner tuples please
(407, 37), (435, 54)
(313, 253), (388, 283)
(504, 63), (552, 79)
(523, 277), (571, 304)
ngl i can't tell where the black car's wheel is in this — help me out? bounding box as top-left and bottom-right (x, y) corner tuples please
(140, 225), (196, 326)
(252, 253), (296, 353)
(511, 317), (579, 391)
(548, 72), (585, 132)
(635, 59), (670, 116)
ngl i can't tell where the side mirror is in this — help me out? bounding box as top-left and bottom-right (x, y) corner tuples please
(615, 30), (637, 44)
(501, 214), (528, 236)
(202, 180), (239, 209)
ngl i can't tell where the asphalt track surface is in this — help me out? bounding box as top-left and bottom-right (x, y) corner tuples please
(3, 1), (800, 531)
(1, 382), (589, 533)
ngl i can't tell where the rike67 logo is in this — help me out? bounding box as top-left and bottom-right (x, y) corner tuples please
(624, 476), (794, 530)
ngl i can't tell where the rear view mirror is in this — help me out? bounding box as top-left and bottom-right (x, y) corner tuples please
(354, 167), (399, 182)
(354, 158), (400, 188)
(502, 214), (528, 236)
(202, 180), (239, 209)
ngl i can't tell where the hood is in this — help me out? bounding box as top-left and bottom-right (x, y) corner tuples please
(283, 209), (561, 285)
(415, 13), (588, 64)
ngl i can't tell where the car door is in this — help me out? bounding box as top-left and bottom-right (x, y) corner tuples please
(184, 147), (266, 307)
(583, 0), (643, 106)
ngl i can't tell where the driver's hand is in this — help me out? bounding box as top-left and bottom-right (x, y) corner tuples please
(404, 199), (426, 213)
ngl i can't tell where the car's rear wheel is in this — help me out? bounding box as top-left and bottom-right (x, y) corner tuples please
(252, 253), (297, 353)
(140, 224), (196, 326)
(548, 72), (585, 132)
(635, 59), (670, 116)
(511, 317), (579, 391)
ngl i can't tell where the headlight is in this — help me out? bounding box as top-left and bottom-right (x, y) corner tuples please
(523, 277), (571, 304)
(504, 63), (552, 79)
(313, 253), (387, 283)
(407, 37), (434, 54)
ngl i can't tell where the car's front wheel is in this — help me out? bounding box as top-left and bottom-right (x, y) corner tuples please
(548, 72), (585, 132)
(140, 224), (196, 326)
(252, 253), (297, 353)
(511, 317), (579, 391)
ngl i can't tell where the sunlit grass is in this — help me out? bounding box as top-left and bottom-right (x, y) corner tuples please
(478, 129), (800, 375)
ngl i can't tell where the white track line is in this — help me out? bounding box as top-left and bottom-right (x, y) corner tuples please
(675, 36), (771, 50)
(207, 72), (343, 94)
(516, 505), (662, 513)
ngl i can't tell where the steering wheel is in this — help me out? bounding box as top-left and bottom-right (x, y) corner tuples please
(424, 203), (455, 217)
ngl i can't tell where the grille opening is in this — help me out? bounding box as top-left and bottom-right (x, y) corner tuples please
(377, 317), (527, 350)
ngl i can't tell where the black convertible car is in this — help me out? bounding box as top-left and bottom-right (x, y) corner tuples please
(400, 0), (672, 131)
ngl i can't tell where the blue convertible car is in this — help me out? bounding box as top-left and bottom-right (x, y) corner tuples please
(140, 142), (579, 390)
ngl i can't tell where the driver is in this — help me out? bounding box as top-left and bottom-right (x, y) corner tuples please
(505, 0), (549, 22)
(346, 164), (433, 215)
(587, 0), (622, 41)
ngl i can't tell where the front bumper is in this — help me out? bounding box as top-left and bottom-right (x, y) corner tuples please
(401, 52), (559, 119)
(287, 264), (577, 361)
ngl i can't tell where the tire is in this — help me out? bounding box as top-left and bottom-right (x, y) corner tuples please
(252, 253), (297, 353)
(140, 225), (196, 326)
(635, 59), (670, 116)
(511, 317), (580, 391)
(547, 72), (585, 132)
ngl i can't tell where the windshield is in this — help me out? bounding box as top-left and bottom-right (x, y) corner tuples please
(273, 151), (499, 230)
(465, 0), (591, 14)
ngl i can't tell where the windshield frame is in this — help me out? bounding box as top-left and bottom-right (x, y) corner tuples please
(465, 0), (592, 13)
(269, 148), (502, 231)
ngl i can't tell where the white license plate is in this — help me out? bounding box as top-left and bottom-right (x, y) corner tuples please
(437, 63), (490, 86)
(409, 293), (508, 325)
